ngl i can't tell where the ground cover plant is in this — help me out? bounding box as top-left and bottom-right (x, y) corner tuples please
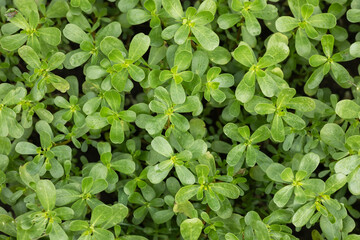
(0, 0), (360, 239)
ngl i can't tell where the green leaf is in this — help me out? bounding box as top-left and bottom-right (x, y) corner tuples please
(2, 87), (26, 105)
(174, 25), (190, 45)
(36, 180), (56, 211)
(225, 233), (239, 240)
(38, 27), (61, 46)
(254, 103), (276, 114)
(86, 65), (108, 79)
(301, 4), (314, 20)
(324, 173), (347, 195)
(174, 96), (201, 113)
(308, 13), (337, 29)
(15, 142), (37, 155)
(271, 114), (285, 142)
(280, 168), (294, 182)
(54, 96), (70, 109)
(211, 182), (240, 199)
(46, 1), (69, 18)
(49, 222), (68, 240)
(151, 136), (173, 158)
(127, 9), (151, 25)
(18, 45), (41, 69)
(330, 62), (353, 88)
(91, 205), (112, 226)
(171, 113), (190, 131)
(117, 0), (139, 12)
(292, 202), (316, 227)
(191, 25), (219, 51)
(253, 220), (271, 240)
(102, 204), (128, 229)
(206, 191), (220, 211)
(242, 10), (261, 36)
(69, 220), (89, 231)
(295, 28), (311, 57)
(180, 218), (203, 240)
(298, 153), (320, 178)
(320, 123), (346, 151)
(282, 112), (306, 130)
(91, 179), (108, 194)
(86, 113), (109, 129)
(110, 119), (124, 144)
(348, 168), (360, 195)
(208, 46), (232, 65)
(256, 72), (278, 97)
(128, 33), (150, 61)
(175, 185), (200, 203)
(309, 55), (327, 67)
(274, 185), (294, 207)
(217, 13), (242, 29)
(306, 64), (326, 89)
(104, 90), (121, 113)
(193, 11), (214, 25)
(48, 52), (66, 71)
(14, 0), (37, 17)
(162, 0), (184, 20)
(170, 80), (186, 104)
(321, 34), (334, 57)
(288, 97), (316, 112)
(250, 125), (271, 143)
(153, 209), (174, 224)
(128, 64), (145, 82)
(347, 8), (360, 23)
(0, 214), (16, 237)
(258, 42), (289, 68)
(346, 136), (360, 152)
(305, 23), (318, 39)
(276, 88), (296, 108)
(63, 23), (90, 44)
(100, 36), (126, 57)
(53, 207), (74, 220)
(226, 144), (246, 166)
(0, 33), (27, 51)
(111, 159), (135, 174)
(235, 71), (256, 103)
(174, 50), (192, 72)
(49, 74), (70, 93)
(175, 165), (195, 185)
(350, 42), (360, 58)
(233, 42), (256, 67)
(69, 51), (91, 67)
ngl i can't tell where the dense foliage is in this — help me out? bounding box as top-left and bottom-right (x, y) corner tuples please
(0, 0), (360, 239)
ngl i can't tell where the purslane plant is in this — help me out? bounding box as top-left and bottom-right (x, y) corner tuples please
(0, 0), (360, 239)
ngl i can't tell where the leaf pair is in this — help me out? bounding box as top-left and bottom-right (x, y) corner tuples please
(69, 204), (128, 240)
(162, 0), (219, 51)
(63, 22), (122, 68)
(99, 90), (136, 144)
(233, 33), (290, 103)
(275, 3), (336, 57)
(204, 67), (234, 103)
(147, 136), (195, 185)
(1, 2), (61, 52)
(137, 87), (201, 135)
(305, 35), (354, 94)
(269, 153), (322, 207)
(253, 88), (315, 142)
(224, 124), (270, 167)
(0, 85), (26, 138)
(218, 0), (278, 36)
(86, 33), (150, 92)
(18, 46), (69, 94)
